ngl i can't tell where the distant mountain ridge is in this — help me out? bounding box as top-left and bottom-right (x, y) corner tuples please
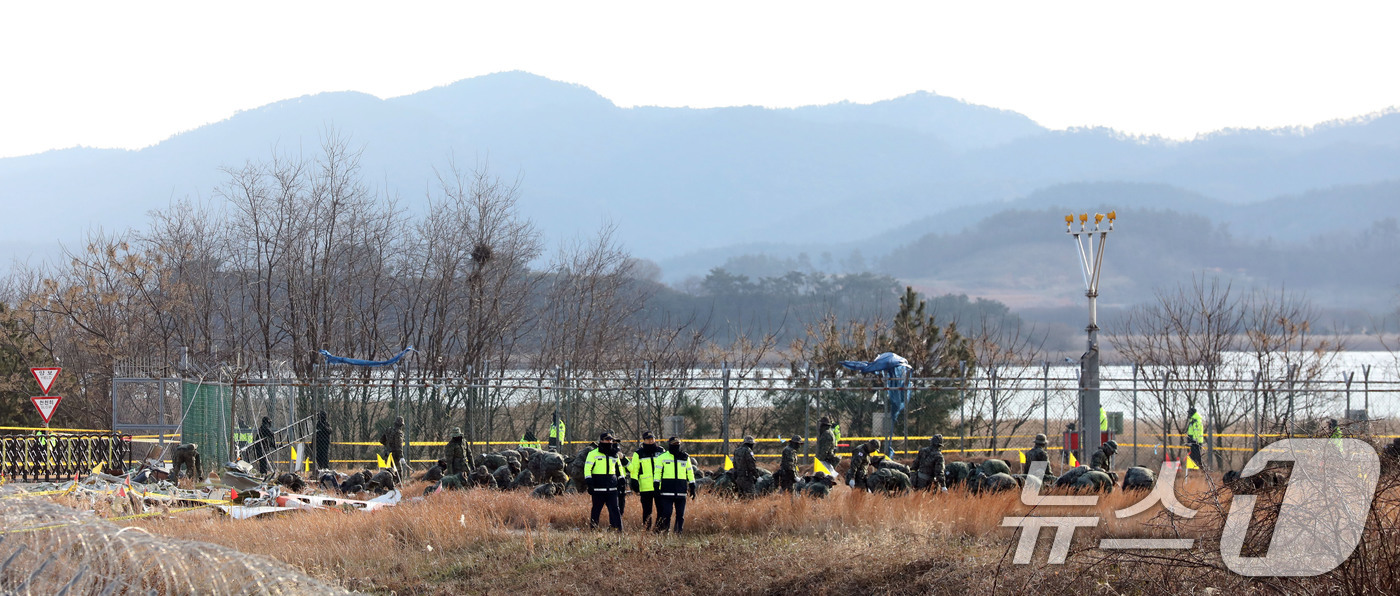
(3, 71), (1399, 275)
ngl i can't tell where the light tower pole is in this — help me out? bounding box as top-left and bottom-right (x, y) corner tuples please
(1066, 210), (1114, 466)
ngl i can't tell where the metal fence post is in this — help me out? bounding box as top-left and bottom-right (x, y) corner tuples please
(1131, 363), (1138, 468)
(958, 361), (967, 458)
(721, 361), (731, 459)
(1362, 364), (1371, 436)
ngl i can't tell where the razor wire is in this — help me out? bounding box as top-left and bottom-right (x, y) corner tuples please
(0, 491), (349, 595)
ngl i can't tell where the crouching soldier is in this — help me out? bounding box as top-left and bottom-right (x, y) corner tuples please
(172, 443), (202, 481)
(914, 435), (945, 490)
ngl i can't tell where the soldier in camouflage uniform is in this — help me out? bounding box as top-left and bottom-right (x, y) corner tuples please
(1122, 466), (1155, 491)
(423, 459), (448, 483)
(816, 416), (839, 472)
(732, 436), (759, 496)
(567, 442), (599, 494)
(513, 467), (535, 488)
(492, 464), (515, 489)
(1091, 440), (1118, 483)
(1024, 434), (1050, 474)
(865, 466), (911, 494)
(779, 436), (802, 492)
(803, 471), (835, 498)
(379, 416), (405, 474)
(530, 449), (569, 484)
(914, 435), (945, 490)
(468, 465), (497, 489)
(848, 439), (878, 489)
(446, 428), (470, 476)
(438, 474), (465, 492)
(172, 443), (202, 481)
(944, 460), (972, 488)
(980, 458), (1012, 477)
(871, 454), (911, 476)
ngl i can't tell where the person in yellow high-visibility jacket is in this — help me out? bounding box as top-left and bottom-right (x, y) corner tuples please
(654, 436), (697, 534)
(549, 415), (566, 449)
(1100, 407), (1108, 432)
(584, 432), (624, 530)
(626, 431), (665, 530)
(1186, 406), (1205, 467)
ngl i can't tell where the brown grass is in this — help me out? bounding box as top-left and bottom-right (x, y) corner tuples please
(108, 474), (1267, 595)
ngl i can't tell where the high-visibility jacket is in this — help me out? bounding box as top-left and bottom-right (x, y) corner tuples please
(1186, 412), (1204, 444)
(626, 444), (666, 492)
(655, 451), (696, 498)
(583, 447), (624, 492)
(549, 421), (566, 443)
(1099, 407), (1108, 431)
(832, 423), (842, 445)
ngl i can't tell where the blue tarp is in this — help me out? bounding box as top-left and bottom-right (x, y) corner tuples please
(840, 352), (911, 422)
(319, 346), (415, 367)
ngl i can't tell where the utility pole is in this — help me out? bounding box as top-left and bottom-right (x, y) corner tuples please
(1066, 210), (1114, 466)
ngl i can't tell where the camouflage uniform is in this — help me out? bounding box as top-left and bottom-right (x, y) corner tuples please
(379, 417), (404, 473)
(1122, 466), (1155, 491)
(816, 417), (839, 471)
(874, 456), (911, 476)
(1024, 434), (1050, 474)
(1090, 441), (1117, 482)
(865, 467), (911, 494)
(423, 459), (447, 483)
(848, 439), (877, 489)
(779, 438), (802, 492)
(492, 465), (515, 489)
(531, 482), (563, 499)
(439, 474), (465, 491)
(530, 449), (568, 484)
(468, 465), (497, 489)
(172, 443), (202, 480)
(446, 429), (469, 476)
(974, 471), (1017, 493)
(567, 443), (598, 494)
(803, 472), (834, 498)
(732, 438), (759, 496)
(1076, 470), (1114, 492)
(914, 436), (944, 490)
(980, 459), (1012, 477)
(944, 461), (972, 488)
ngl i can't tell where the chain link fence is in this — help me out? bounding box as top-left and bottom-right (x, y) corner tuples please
(208, 366), (1400, 473)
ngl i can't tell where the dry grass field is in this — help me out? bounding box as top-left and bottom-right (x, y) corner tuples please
(109, 473), (1283, 596)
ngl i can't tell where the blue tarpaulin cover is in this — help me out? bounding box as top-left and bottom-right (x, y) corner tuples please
(840, 352), (912, 422)
(319, 346), (415, 367)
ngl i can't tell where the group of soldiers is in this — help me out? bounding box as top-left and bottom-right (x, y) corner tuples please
(226, 409), (1400, 526)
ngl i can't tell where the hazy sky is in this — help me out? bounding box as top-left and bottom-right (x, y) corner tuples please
(2, 1), (1398, 158)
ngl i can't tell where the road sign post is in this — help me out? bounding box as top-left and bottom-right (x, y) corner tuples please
(31, 367), (60, 395)
(32, 396), (62, 425)
(30, 367), (63, 429)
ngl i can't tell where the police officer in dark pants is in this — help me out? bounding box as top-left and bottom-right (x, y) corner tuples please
(585, 432), (625, 531)
(627, 431), (665, 530)
(655, 436), (697, 534)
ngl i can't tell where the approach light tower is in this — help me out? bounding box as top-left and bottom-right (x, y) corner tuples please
(1066, 210), (1115, 466)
